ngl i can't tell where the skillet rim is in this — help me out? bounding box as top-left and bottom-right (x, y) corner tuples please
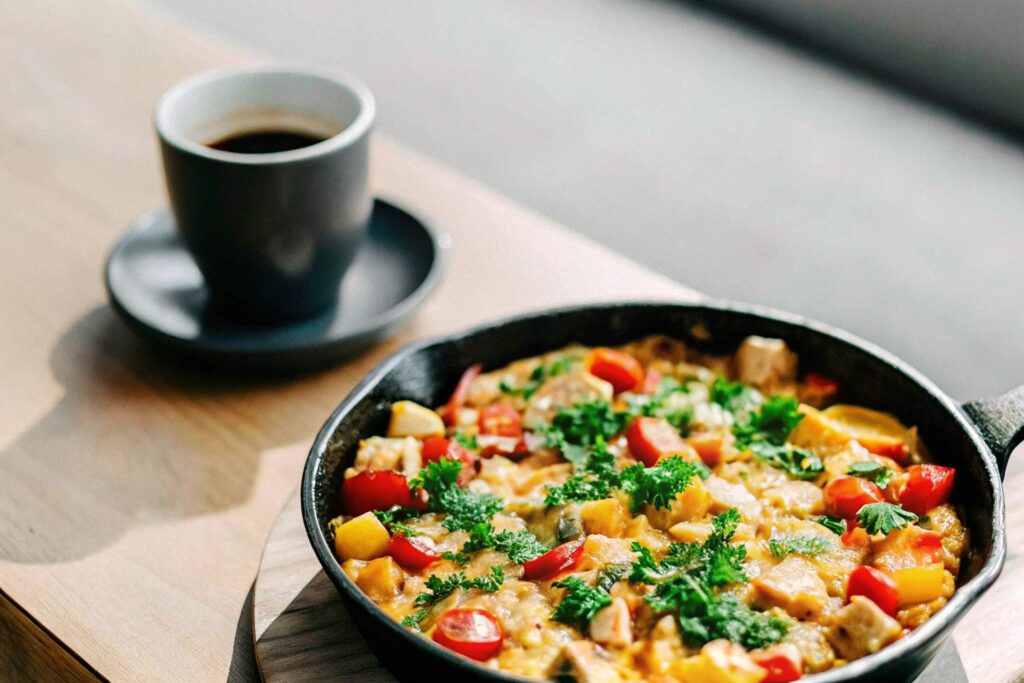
(301, 298), (1007, 682)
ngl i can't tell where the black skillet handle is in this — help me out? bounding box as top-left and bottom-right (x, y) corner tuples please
(962, 385), (1024, 478)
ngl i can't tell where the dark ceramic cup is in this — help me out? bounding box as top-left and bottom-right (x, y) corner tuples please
(155, 65), (375, 324)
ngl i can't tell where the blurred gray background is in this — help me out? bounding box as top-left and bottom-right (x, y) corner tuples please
(143, 0), (1024, 402)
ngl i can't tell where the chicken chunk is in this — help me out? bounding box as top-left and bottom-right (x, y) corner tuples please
(735, 336), (797, 391)
(590, 597), (633, 648)
(783, 620), (836, 673)
(523, 371), (614, 427)
(761, 480), (825, 516)
(828, 596), (902, 660)
(753, 556), (829, 619)
(563, 641), (623, 683)
(705, 476), (762, 521)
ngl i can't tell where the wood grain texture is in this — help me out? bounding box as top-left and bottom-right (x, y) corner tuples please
(0, 0), (695, 681)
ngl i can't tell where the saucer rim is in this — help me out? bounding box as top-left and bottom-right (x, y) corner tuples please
(104, 197), (448, 365)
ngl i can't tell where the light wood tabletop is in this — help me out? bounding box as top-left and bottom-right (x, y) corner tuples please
(0, 1), (1020, 682)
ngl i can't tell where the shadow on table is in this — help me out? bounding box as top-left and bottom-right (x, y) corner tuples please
(0, 306), (337, 564)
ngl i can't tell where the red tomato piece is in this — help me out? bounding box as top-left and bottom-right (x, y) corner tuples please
(442, 363), (482, 426)
(824, 475), (885, 519)
(432, 608), (503, 661)
(900, 464), (955, 515)
(626, 416), (690, 468)
(641, 368), (663, 395)
(388, 533), (441, 572)
(751, 644), (804, 683)
(859, 438), (910, 463)
(804, 372), (839, 397)
(478, 404), (523, 438)
(687, 432), (723, 468)
(521, 539), (586, 581)
(477, 434), (530, 459)
(847, 565), (899, 616)
(421, 436), (475, 485)
(341, 470), (424, 516)
(584, 347), (644, 394)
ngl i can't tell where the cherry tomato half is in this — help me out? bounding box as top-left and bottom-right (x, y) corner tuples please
(751, 644), (804, 683)
(626, 416), (689, 468)
(900, 464), (955, 515)
(421, 436), (475, 485)
(432, 608), (503, 661)
(388, 533), (441, 572)
(847, 565), (899, 616)
(824, 475), (885, 519)
(478, 404), (523, 438)
(584, 347), (644, 394)
(341, 470), (423, 516)
(442, 363), (482, 426)
(521, 539), (585, 581)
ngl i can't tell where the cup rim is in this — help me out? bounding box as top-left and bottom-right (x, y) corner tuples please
(154, 63), (376, 165)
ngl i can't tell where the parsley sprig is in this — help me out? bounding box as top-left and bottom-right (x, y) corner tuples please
(628, 509), (788, 649)
(401, 567), (505, 628)
(550, 565), (627, 633)
(767, 533), (831, 558)
(626, 377), (693, 432)
(409, 458), (504, 532)
(710, 376), (761, 414)
(857, 502), (918, 535)
(733, 396), (822, 480)
(815, 515), (846, 535)
(442, 522), (547, 565)
(847, 461), (894, 488)
(619, 456), (701, 512)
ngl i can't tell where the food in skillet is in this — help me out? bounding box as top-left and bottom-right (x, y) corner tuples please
(328, 335), (966, 682)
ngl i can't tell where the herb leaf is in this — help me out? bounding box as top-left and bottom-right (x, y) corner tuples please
(711, 376), (760, 414)
(750, 444), (824, 481)
(501, 356), (579, 399)
(619, 456), (700, 512)
(628, 509), (787, 649)
(857, 502), (918, 535)
(402, 568), (506, 628)
(733, 395), (804, 450)
(848, 461), (894, 488)
(815, 515), (846, 535)
(547, 399), (629, 448)
(409, 459), (504, 531)
(767, 533), (831, 558)
(457, 523), (548, 564)
(551, 576), (612, 633)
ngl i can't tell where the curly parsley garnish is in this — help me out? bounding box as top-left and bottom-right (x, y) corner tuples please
(857, 502), (918, 535)
(550, 565), (627, 633)
(409, 458), (504, 532)
(751, 444), (824, 481)
(401, 567), (505, 628)
(372, 506), (422, 533)
(731, 395), (820, 480)
(452, 430), (479, 450)
(847, 461), (894, 488)
(626, 377), (694, 432)
(628, 509), (788, 649)
(767, 533), (831, 558)
(446, 522), (548, 565)
(544, 437), (619, 506)
(710, 376), (761, 414)
(619, 456), (701, 512)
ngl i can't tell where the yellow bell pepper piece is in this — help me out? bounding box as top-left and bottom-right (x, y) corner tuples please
(334, 512), (391, 561)
(579, 498), (628, 537)
(891, 563), (946, 606)
(355, 556), (405, 600)
(386, 400), (445, 438)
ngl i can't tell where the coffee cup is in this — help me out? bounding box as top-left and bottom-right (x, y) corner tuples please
(155, 65), (375, 324)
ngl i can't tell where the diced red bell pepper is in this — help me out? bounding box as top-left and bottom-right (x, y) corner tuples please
(584, 347), (644, 394)
(847, 565), (899, 616)
(442, 363), (482, 426)
(751, 644), (804, 683)
(432, 608), (503, 661)
(341, 470), (424, 516)
(824, 475), (885, 519)
(422, 436), (476, 485)
(478, 404), (523, 438)
(388, 533), (441, 572)
(626, 416), (689, 468)
(900, 464), (955, 515)
(521, 539), (585, 581)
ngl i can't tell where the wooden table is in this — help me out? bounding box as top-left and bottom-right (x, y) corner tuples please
(0, 1), (1020, 681)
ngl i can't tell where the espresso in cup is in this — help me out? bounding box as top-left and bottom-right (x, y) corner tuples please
(155, 66), (375, 324)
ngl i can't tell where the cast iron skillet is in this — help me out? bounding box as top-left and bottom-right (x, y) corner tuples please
(302, 301), (1024, 683)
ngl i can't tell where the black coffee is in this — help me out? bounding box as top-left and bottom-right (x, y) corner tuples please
(208, 129), (326, 154)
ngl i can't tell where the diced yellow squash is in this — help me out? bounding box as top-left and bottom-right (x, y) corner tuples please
(355, 556), (405, 600)
(386, 400), (445, 438)
(644, 477), (712, 530)
(580, 498), (628, 537)
(673, 640), (767, 683)
(334, 512), (391, 561)
(787, 405), (852, 450)
(668, 521), (712, 543)
(891, 563), (947, 606)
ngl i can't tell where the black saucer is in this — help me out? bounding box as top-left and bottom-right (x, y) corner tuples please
(105, 199), (448, 370)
